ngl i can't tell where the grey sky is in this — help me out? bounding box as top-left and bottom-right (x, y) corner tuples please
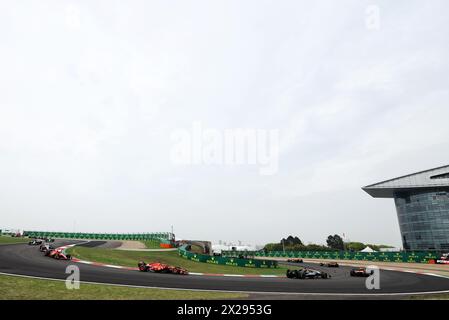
(1, 1), (449, 247)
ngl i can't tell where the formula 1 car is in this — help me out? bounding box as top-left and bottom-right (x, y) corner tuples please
(286, 268), (331, 279)
(436, 253), (449, 265)
(320, 262), (339, 268)
(350, 267), (374, 277)
(28, 239), (43, 245)
(39, 243), (55, 252)
(45, 249), (72, 260)
(287, 258), (303, 263)
(138, 261), (188, 275)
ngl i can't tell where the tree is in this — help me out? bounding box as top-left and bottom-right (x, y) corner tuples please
(345, 242), (365, 251)
(326, 234), (344, 250)
(280, 235), (302, 246)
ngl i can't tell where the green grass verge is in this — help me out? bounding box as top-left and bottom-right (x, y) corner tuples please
(143, 240), (163, 249)
(0, 236), (29, 245)
(410, 293), (449, 300)
(67, 247), (288, 275)
(0, 274), (247, 300)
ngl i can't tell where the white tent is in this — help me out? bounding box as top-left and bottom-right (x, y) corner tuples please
(360, 246), (376, 253)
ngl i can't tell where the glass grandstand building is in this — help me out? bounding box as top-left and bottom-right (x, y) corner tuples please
(363, 165), (449, 252)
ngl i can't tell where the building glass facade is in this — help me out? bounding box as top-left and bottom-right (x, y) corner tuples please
(394, 189), (449, 251)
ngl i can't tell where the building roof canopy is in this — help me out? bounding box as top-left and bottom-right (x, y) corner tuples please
(363, 165), (449, 198)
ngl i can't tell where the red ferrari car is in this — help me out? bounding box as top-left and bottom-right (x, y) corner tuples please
(45, 249), (72, 260)
(138, 261), (188, 275)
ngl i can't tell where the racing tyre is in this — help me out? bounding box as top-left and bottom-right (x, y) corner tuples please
(138, 262), (147, 272)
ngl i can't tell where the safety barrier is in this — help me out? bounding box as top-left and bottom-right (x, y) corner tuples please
(221, 250), (439, 263)
(24, 231), (172, 242)
(179, 245), (278, 268)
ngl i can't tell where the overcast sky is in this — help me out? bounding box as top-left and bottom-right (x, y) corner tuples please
(1, 1), (449, 247)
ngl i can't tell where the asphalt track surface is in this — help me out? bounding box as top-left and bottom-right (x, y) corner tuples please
(1, 240), (449, 297)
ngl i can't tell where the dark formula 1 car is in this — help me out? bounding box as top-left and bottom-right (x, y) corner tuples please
(45, 249), (72, 260)
(138, 261), (188, 275)
(320, 262), (339, 268)
(28, 239), (44, 245)
(350, 267), (374, 277)
(286, 268), (331, 279)
(287, 258), (303, 263)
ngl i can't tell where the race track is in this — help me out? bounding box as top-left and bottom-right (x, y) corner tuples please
(1, 241), (449, 297)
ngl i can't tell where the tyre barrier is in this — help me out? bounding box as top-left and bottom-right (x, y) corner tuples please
(178, 245), (278, 268)
(222, 250), (440, 264)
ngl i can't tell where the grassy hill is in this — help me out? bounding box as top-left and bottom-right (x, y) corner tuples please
(0, 236), (29, 245)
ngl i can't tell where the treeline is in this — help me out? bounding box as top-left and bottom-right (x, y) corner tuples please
(264, 243), (333, 252)
(263, 235), (393, 252)
(345, 242), (394, 252)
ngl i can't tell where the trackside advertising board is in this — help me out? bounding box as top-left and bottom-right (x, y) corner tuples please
(178, 246), (278, 268)
(222, 250), (439, 263)
(24, 231), (171, 241)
